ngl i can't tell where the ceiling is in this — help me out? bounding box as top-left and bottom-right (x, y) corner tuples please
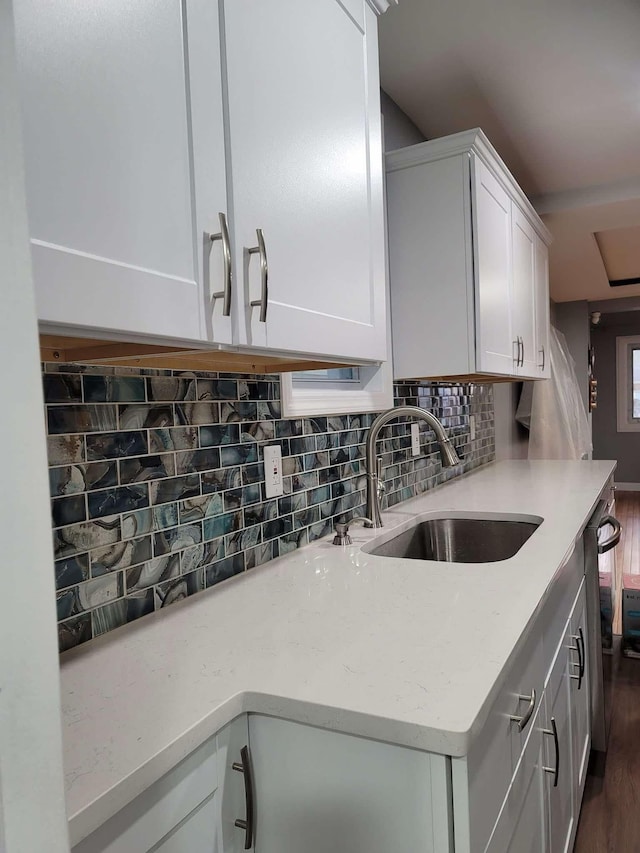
(378, 0), (640, 304)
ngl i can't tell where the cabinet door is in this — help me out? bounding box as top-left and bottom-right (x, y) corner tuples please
(247, 714), (452, 853)
(222, 0), (386, 362)
(569, 584), (590, 806)
(15, 0), (231, 345)
(511, 205), (537, 378)
(543, 629), (575, 853)
(534, 234), (551, 378)
(471, 158), (515, 375)
(485, 716), (546, 853)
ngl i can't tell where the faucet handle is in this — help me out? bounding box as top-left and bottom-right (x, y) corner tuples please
(332, 516), (374, 546)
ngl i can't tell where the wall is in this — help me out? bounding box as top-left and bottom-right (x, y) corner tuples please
(380, 89), (426, 150)
(591, 312), (640, 483)
(554, 300), (590, 413)
(493, 383), (529, 460)
(45, 362), (495, 652)
(1, 3), (69, 848)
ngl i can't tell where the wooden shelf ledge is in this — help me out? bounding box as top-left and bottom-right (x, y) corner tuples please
(39, 334), (350, 375)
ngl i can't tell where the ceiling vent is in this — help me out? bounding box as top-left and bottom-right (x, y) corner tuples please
(594, 225), (640, 287)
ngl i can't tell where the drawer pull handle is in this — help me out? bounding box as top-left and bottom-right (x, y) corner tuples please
(208, 212), (232, 317)
(539, 346), (545, 370)
(248, 228), (269, 323)
(510, 688), (536, 732)
(543, 717), (560, 787)
(570, 628), (585, 690)
(232, 745), (255, 849)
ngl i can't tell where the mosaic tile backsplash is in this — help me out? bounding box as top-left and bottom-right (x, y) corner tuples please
(43, 363), (495, 652)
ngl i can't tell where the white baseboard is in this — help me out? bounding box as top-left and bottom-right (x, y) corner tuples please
(615, 482), (640, 492)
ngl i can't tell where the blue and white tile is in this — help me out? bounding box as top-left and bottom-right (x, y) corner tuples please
(90, 535), (152, 575)
(126, 555), (180, 592)
(154, 523), (202, 556)
(54, 515), (121, 559)
(154, 569), (204, 609)
(180, 539), (225, 574)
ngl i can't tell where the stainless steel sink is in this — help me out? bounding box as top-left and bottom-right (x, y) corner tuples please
(366, 515), (541, 563)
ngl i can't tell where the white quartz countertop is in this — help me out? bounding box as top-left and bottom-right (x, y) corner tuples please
(60, 459), (615, 845)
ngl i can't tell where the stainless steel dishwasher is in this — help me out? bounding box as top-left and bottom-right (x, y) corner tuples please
(584, 494), (622, 756)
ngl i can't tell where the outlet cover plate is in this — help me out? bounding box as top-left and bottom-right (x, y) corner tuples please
(411, 423), (421, 457)
(264, 444), (283, 498)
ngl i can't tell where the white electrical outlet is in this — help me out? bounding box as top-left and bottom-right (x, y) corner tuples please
(264, 444), (283, 498)
(411, 423), (421, 457)
(470, 415), (476, 441)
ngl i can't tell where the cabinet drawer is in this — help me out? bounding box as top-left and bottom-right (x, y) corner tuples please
(153, 793), (219, 853)
(484, 705), (545, 853)
(464, 622), (544, 851)
(73, 737), (218, 853)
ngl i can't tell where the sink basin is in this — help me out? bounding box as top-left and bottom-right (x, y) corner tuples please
(366, 515), (541, 563)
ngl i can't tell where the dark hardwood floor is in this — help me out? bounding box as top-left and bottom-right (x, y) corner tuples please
(574, 495), (640, 853)
(575, 646), (640, 852)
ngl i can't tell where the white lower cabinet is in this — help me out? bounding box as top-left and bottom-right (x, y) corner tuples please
(453, 566), (591, 853)
(72, 578), (591, 853)
(73, 712), (452, 853)
(543, 624), (575, 853)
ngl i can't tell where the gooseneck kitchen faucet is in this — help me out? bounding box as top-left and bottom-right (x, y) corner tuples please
(364, 406), (461, 528)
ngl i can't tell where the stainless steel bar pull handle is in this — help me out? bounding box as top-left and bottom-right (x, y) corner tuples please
(570, 629), (585, 690)
(513, 336), (524, 367)
(208, 212), (232, 317)
(232, 745), (255, 849)
(543, 717), (560, 787)
(248, 228), (269, 323)
(510, 688), (536, 732)
(578, 627), (585, 686)
(539, 346), (545, 370)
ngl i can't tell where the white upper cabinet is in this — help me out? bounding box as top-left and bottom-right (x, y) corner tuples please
(15, 0), (388, 364)
(511, 204), (538, 376)
(535, 233), (551, 378)
(472, 157), (514, 375)
(222, 0), (387, 362)
(15, 0), (232, 345)
(386, 129), (552, 381)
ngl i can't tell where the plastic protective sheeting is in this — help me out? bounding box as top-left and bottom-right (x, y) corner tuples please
(516, 326), (592, 460)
